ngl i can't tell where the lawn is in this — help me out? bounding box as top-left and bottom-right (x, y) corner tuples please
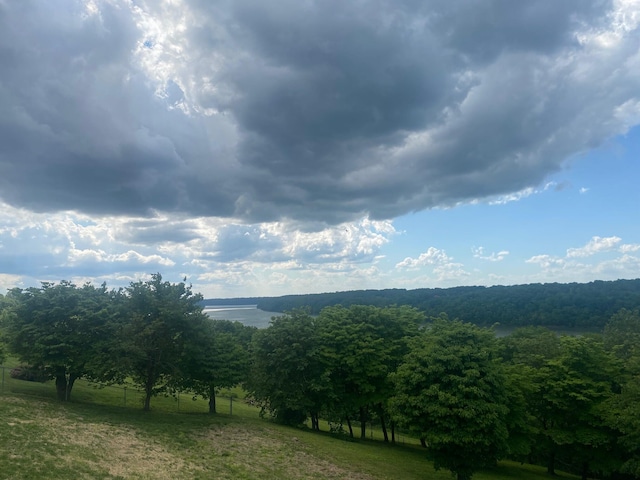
(0, 371), (578, 480)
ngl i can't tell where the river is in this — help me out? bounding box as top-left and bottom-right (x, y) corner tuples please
(204, 305), (281, 329)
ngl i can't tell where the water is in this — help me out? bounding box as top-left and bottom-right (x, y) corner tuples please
(204, 305), (282, 329)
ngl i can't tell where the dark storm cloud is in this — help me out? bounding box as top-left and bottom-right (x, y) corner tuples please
(0, 0), (636, 226)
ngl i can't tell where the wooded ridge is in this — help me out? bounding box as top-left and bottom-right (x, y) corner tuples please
(202, 279), (640, 328)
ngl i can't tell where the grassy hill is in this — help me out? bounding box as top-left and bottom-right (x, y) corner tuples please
(0, 373), (579, 480)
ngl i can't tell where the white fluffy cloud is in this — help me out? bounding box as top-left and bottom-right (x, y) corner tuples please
(526, 235), (640, 282)
(0, 202), (396, 295)
(396, 247), (470, 283)
(566, 236), (622, 257)
(472, 247), (510, 262)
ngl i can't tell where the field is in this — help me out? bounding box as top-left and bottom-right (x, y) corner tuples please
(1, 371), (578, 480)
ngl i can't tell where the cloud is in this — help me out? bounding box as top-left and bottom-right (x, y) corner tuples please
(566, 236), (622, 257)
(472, 247), (510, 262)
(0, 202), (395, 293)
(0, 0), (638, 224)
(526, 234), (640, 283)
(526, 254), (567, 270)
(397, 247), (452, 269)
(396, 247), (469, 282)
(620, 243), (640, 253)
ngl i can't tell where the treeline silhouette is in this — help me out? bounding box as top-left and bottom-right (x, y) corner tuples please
(202, 279), (640, 328)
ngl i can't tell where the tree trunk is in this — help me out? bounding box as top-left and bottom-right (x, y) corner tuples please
(65, 372), (78, 401)
(55, 372), (67, 402)
(391, 421), (395, 444)
(311, 413), (319, 431)
(547, 451), (556, 476)
(143, 390), (153, 411)
(346, 416), (354, 438)
(359, 406), (367, 439)
(377, 404), (389, 442)
(420, 437), (427, 448)
(143, 360), (155, 411)
(581, 462), (589, 480)
(208, 383), (216, 414)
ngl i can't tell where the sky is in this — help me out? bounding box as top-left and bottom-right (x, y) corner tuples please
(0, 0), (639, 299)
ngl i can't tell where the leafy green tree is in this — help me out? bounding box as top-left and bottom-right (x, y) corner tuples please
(3, 281), (113, 401)
(118, 274), (207, 411)
(180, 319), (254, 413)
(602, 376), (640, 477)
(604, 308), (640, 374)
(317, 305), (422, 440)
(499, 326), (561, 368)
(498, 326), (562, 461)
(529, 335), (621, 477)
(247, 309), (326, 428)
(0, 293), (10, 364)
(389, 317), (509, 480)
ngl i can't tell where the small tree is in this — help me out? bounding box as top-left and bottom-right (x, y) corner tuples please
(317, 305), (422, 439)
(180, 320), (254, 413)
(389, 317), (509, 480)
(118, 274), (207, 411)
(3, 281), (112, 401)
(247, 309), (326, 427)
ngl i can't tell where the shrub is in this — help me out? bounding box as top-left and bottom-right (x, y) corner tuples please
(10, 365), (49, 382)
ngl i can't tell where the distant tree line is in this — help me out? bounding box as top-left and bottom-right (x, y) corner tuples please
(1, 277), (640, 480)
(246, 279), (640, 329)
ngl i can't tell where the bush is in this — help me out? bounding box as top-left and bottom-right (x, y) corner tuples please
(10, 365), (49, 383)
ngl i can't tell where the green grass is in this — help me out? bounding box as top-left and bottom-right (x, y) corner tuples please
(1, 371), (579, 480)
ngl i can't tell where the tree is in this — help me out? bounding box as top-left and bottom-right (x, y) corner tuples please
(3, 281), (113, 401)
(118, 274), (207, 411)
(499, 326), (561, 368)
(247, 309), (326, 428)
(316, 305), (422, 440)
(602, 376), (640, 477)
(180, 319), (254, 413)
(389, 317), (509, 480)
(604, 308), (640, 373)
(528, 335), (621, 478)
(0, 293), (11, 364)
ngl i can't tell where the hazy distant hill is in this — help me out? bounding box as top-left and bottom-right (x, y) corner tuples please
(204, 279), (640, 329)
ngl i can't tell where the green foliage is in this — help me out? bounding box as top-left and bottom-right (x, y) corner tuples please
(499, 326), (561, 368)
(255, 279), (640, 328)
(389, 317), (509, 480)
(180, 319), (255, 413)
(603, 308), (640, 373)
(316, 304), (423, 439)
(10, 364), (49, 382)
(247, 309), (326, 426)
(601, 376), (640, 477)
(0, 292), (8, 364)
(526, 335), (621, 477)
(115, 273), (208, 411)
(2, 281), (113, 401)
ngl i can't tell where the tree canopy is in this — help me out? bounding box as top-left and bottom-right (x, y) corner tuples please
(2, 281), (113, 401)
(389, 317), (509, 480)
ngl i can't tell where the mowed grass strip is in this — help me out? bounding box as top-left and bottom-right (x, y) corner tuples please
(1, 377), (579, 480)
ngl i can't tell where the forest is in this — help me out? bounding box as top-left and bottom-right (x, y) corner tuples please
(1, 275), (640, 480)
(202, 279), (640, 329)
